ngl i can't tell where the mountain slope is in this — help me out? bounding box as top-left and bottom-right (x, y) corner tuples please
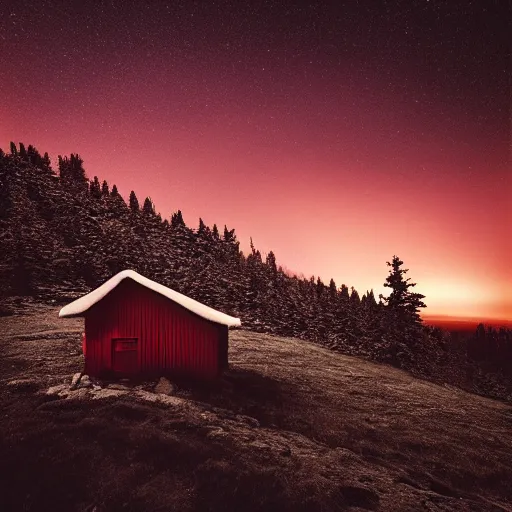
(1, 305), (511, 511)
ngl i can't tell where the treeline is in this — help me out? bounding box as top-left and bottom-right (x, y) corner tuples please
(468, 325), (512, 377)
(0, 143), (427, 362)
(1, 142), (511, 402)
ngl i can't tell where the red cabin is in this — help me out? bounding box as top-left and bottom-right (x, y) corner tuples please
(59, 270), (241, 379)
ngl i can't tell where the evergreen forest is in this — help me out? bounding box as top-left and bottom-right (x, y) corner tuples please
(1, 143), (511, 401)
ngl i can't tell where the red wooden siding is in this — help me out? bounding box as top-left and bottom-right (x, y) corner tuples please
(83, 279), (226, 378)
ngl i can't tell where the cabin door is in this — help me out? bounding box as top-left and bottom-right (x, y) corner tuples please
(112, 338), (139, 375)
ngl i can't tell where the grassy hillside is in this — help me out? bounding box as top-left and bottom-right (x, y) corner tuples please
(1, 305), (511, 511)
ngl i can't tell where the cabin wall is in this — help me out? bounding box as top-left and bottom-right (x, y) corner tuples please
(84, 279), (225, 378)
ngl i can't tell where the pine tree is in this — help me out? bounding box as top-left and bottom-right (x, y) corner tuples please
(350, 287), (360, 305)
(27, 145), (42, 166)
(328, 278), (337, 298)
(101, 180), (109, 197)
(266, 251), (277, 275)
(58, 154), (88, 193)
(143, 197), (155, 215)
(19, 143), (27, 159)
(198, 218), (207, 235)
(366, 289), (377, 308)
(129, 190), (140, 211)
(89, 176), (102, 199)
(107, 184), (127, 215)
(212, 224), (220, 240)
(42, 152), (51, 170)
(26, 147), (52, 174)
(10, 141), (17, 156)
(383, 255), (426, 327)
(171, 210), (185, 228)
(248, 238), (262, 264)
(316, 276), (325, 297)
(223, 225), (236, 242)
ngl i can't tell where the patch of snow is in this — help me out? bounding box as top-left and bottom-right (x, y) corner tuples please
(58, 269), (241, 327)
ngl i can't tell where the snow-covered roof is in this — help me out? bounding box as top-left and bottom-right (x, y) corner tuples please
(59, 270), (241, 327)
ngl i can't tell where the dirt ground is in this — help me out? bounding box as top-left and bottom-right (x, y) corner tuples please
(1, 305), (511, 512)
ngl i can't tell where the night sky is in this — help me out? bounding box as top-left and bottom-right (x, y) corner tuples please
(2, 1), (510, 320)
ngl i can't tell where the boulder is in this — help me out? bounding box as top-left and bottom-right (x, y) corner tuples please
(67, 388), (90, 400)
(78, 374), (92, 388)
(91, 388), (129, 400)
(154, 377), (175, 395)
(47, 384), (69, 396)
(70, 372), (82, 389)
